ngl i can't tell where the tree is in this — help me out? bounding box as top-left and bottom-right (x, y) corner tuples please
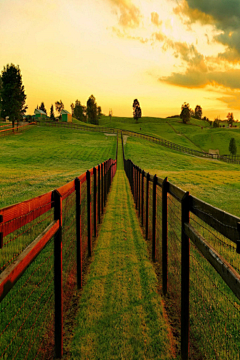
(39, 102), (47, 115)
(55, 100), (64, 120)
(195, 105), (202, 119)
(180, 102), (190, 124)
(71, 99), (86, 122)
(227, 112), (234, 126)
(70, 103), (74, 115)
(1, 64), (28, 129)
(229, 138), (237, 157)
(50, 105), (55, 120)
(213, 117), (220, 128)
(86, 95), (99, 125)
(97, 106), (102, 118)
(132, 99), (142, 123)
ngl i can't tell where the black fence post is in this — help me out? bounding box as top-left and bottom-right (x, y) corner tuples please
(181, 191), (190, 360)
(101, 164), (104, 215)
(146, 172), (150, 240)
(75, 178), (82, 289)
(141, 170), (144, 227)
(53, 190), (63, 358)
(138, 168), (141, 216)
(152, 175), (157, 262)
(98, 165), (101, 224)
(104, 162), (107, 206)
(162, 177), (168, 295)
(87, 170), (92, 257)
(93, 167), (97, 237)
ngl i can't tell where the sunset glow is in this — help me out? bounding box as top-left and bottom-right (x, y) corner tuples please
(1, 0), (240, 119)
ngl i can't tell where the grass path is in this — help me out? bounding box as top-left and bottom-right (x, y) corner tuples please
(70, 138), (173, 360)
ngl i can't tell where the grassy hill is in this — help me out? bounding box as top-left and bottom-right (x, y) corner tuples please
(99, 115), (240, 156)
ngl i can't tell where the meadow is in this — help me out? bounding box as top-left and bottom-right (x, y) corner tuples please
(0, 125), (117, 208)
(99, 115), (240, 156)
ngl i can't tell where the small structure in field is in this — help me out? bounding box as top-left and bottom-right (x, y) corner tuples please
(61, 109), (72, 122)
(34, 109), (47, 119)
(209, 149), (219, 158)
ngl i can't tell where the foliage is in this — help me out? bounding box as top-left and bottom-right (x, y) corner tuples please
(229, 138), (237, 156)
(50, 105), (55, 120)
(180, 102), (190, 124)
(0, 64), (28, 126)
(213, 118), (220, 128)
(227, 112), (234, 125)
(55, 100), (64, 120)
(72, 99), (86, 122)
(86, 95), (99, 125)
(195, 105), (202, 119)
(132, 99), (142, 123)
(97, 106), (102, 118)
(39, 102), (47, 115)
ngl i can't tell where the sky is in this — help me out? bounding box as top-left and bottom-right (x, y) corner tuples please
(1, 0), (240, 119)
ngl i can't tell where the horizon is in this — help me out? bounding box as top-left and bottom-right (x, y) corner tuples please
(1, 0), (240, 120)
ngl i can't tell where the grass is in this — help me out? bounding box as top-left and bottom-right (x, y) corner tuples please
(124, 135), (240, 217)
(0, 125), (116, 208)
(98, 115), (240, 156)
(70, 138), (174, 360)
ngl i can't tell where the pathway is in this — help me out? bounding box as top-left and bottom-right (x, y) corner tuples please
(70, 137), (173, 360)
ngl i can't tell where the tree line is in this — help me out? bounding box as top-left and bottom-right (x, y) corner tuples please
(0, 64), (102, 126)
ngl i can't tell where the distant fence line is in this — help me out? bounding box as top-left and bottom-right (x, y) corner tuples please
(122, 133), (240, 359)
(0, 122), (36, 137)
(38, 120), (240, 164)
(0, 134), (118, 358)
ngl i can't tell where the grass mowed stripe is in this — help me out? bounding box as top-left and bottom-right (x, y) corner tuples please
(70, 141), (172, 360)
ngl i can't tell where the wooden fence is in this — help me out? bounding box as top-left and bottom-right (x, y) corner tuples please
(0, 122), (36, 137)
(122, 133), (240, 359)
(0, 154), (117, 358)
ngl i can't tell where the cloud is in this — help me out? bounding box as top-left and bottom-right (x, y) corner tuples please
(153, 31), (165, 42)
(112, 26), (148, 43)
(151, 12), (162, 27)
(174, 0), (240, 61)
(217, 92), (240, 111)
(160, 68), (240, 90)
(108, 0), (141, 28)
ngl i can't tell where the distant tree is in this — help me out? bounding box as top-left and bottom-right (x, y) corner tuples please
(133, 99), (142, 123)
(229, 138), (237, 157)
(36, 104), (39, 109)
(195, 105), (202, 119)
(72, 99), (85, 122)
(1, 64), (28, 130)
(70, 103), (74, 115)
(87, 95), (99, 125)
(190, 108), (194, 118)
(227, 112), (234, 126)
(180, 102), (190, 124)
(97, 106), (102, 118)
(0, 76), (2, 116)
(39, 102), (47, 115)
(213, 117), (220, 128)
(50, 104), (55, 120)
(55, 100), (64, 120)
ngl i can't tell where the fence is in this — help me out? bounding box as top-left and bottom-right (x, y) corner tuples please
(0, 152), (117, 359)
(122, 134), (240, 359)
(0, 122), (36, 137)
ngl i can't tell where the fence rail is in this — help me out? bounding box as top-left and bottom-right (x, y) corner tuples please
(0, 122), (36, 137)
(122, 133), (240, 359)
(0, 141), (117, 358)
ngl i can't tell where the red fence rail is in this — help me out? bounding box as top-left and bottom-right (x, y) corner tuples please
(122, 133), (240, 360)
(0, 156), (117, 358)
(0, 122), (36, 137)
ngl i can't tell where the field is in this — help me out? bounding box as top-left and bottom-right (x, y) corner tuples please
(99, 115), (240, 155)
(0, 125), (117, 208)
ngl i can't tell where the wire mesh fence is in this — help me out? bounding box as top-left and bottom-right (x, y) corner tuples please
(123, 147), (240, 359)
(0, 156), (117, 359)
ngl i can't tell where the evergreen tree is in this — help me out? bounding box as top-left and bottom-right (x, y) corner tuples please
(229, 138), (237, 157)
(227, 112), (234, 126)
(50, 104), (55, 120)
(39, 102), (47, 115)
(86, 95), (99, 125)
(1, 64), (28, 129)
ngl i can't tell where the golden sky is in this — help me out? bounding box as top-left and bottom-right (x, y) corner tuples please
(1, 0), (240, 120)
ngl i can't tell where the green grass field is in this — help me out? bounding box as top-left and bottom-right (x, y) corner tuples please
(0, 125), (116, 208)
(124, 135), (240, 217)
(99, 115), (240, 156)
